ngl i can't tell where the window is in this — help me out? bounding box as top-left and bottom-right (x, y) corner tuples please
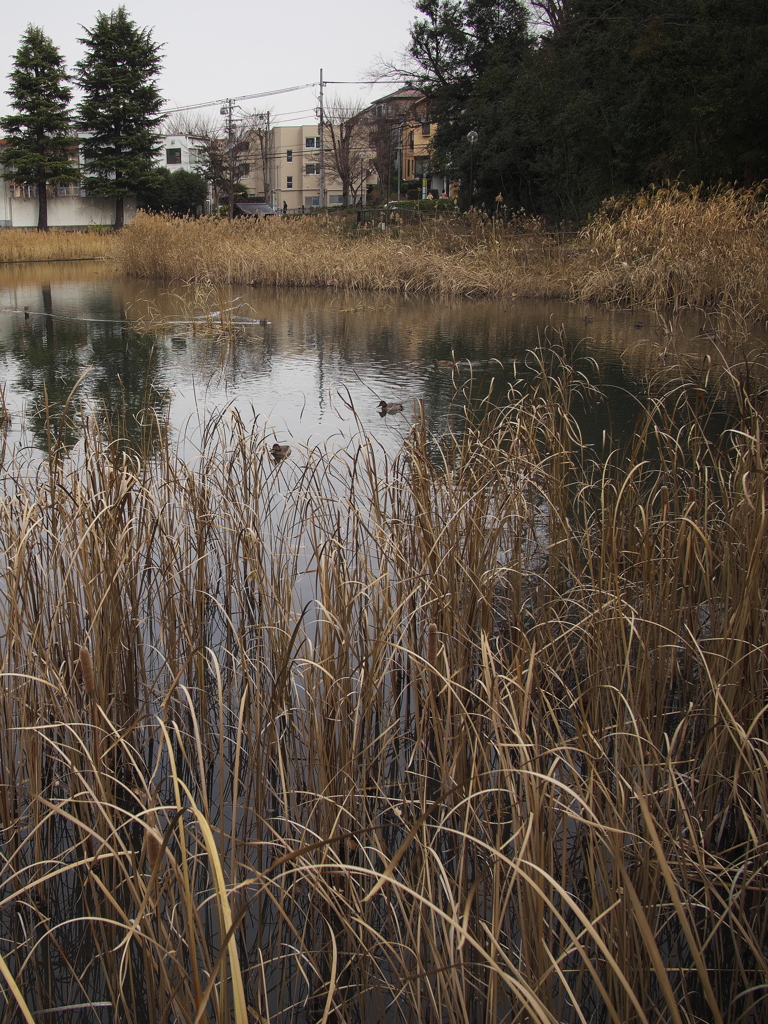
(305, 136), (321, 149)
(305, 164), (318, 175)
(286, 176), (293, 189)
(306, 196), (320, 207)
(329, 195), (345, 204)
(409, 131), (415, 150)
(286, 149), (292, 162)
(421, 121), (431, 136)
(166, 148), (182, 165)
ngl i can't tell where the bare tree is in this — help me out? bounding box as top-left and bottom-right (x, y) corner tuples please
(526, 0), (571, 33)
(161, 108), (250, 218)
(324, 97), (369, 205)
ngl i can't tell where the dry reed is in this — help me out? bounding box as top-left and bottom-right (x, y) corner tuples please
(110, 185), (768, 322)
(0, 354), (765, 1023)
(0, 228), (114, 263)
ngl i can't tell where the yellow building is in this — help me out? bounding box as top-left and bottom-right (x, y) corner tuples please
(237, 88), (442, 211)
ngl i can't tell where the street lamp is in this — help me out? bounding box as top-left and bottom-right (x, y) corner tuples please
(467, 130), (478, 207)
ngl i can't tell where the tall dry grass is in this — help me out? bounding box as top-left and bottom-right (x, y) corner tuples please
(110, 185), (768, 321)
(0, 357), (765, 1022)
(113, 210), (564, 300)
(576, 183), (768, 315)
(0, 229), (114, 263)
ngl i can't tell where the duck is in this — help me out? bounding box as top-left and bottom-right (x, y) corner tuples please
(270, 442), (291, 460)
(434, 359), (457, 368)
(378, 400), (404, 415)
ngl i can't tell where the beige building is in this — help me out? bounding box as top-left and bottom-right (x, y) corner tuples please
(236, 88), (442, 212)
(241, 124), (351, 213)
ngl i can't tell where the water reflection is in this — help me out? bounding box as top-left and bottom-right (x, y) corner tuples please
(0, 261), (765, 456)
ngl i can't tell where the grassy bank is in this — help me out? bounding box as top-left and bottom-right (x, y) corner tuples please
(0, 362), (765, 1022)
(3, 185), (766, 318)
(112, 184), (768, 319)
(0, 227), (114, 263)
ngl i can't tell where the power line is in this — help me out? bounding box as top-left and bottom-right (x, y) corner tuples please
(163, 82), (319, 115)
(163, 79), (407, 116)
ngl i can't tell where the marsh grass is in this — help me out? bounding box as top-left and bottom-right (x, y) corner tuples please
(111, 186), (768, 324)
(0, 229), (113, 264)
(0, 356), (766, 1023)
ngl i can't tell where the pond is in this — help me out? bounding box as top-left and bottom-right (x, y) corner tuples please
(0, 260), (758, 458)
(1, 261), (766, 1024)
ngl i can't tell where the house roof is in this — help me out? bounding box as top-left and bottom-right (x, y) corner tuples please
(370, 86), (425, 106)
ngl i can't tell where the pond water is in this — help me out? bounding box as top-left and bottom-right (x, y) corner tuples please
(0, 260), (763, 457)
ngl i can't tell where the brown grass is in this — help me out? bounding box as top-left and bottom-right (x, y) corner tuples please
(575, 183), (768, 315)
(0, 358), (765, 1022)
(110, 184), (768, 321)
(114, 209), (566, 300)
(0, 227), (114, 263)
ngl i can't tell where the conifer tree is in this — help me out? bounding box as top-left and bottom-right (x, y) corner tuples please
(0, 26), (79, 232)
(75, 6), (164, 229)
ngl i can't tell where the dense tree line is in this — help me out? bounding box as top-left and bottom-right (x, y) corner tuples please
(410, 0), (768, 222)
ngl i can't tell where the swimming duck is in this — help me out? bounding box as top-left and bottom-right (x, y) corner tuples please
(434, 359), (457, 368)
(378, 400), (404, 415)
(270, 443), (291, 460)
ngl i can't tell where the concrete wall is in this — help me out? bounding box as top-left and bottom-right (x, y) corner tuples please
(0, 191), (138, 229)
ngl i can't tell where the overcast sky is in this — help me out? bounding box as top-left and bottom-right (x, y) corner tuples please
(1, 0), (417, 125)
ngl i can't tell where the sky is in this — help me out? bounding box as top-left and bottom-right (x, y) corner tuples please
(1, 0), (417, 125)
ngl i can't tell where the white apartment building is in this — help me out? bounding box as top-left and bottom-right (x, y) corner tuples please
(158, 135), (207, 175)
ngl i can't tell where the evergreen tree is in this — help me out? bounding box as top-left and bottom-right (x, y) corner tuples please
(140, 166), (208, 216)
(411, 0), (768, 222)
(75, 7), (164, 229)
(0, 26), (79, 232)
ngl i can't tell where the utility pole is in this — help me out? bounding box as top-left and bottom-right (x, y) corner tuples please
(221, 98), (236, 220)
(318, 68), (326, 209)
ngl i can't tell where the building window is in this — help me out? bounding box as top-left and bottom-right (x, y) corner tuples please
(329, 195), (345, 204)
(421, 121), (431, 136)
(306, 196), (320, 207)
(166, 148), (182, 165)
(286, 176), (293, 189)
(305, 164), (318, 175)
(305, 136), (321, 149)
(286, 149), (292, 162)
(409, 131), (415, 150)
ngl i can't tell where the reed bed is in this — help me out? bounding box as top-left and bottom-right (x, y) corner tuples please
(0, 358), (766, 1023)
(576, 184), (768, 315)
(0, 229), (114, 264)
(111, 184), (768, 321)
(113, 210), (565, 301)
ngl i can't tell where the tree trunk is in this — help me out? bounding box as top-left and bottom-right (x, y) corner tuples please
(37, 184), (49, 232)
(114, 195), (124, 230)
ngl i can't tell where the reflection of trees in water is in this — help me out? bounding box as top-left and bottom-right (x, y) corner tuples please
(11, 285), (168, 453)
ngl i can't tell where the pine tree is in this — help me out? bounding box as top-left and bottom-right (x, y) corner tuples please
(75, 6), (164, 229)
(0, 26), (79, 232)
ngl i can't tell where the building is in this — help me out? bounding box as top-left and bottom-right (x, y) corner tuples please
(364, 87), (444, 199)
(158, 135), (207, 176)
(240, 124), (350, 213)
(0, 139), (140, 228)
